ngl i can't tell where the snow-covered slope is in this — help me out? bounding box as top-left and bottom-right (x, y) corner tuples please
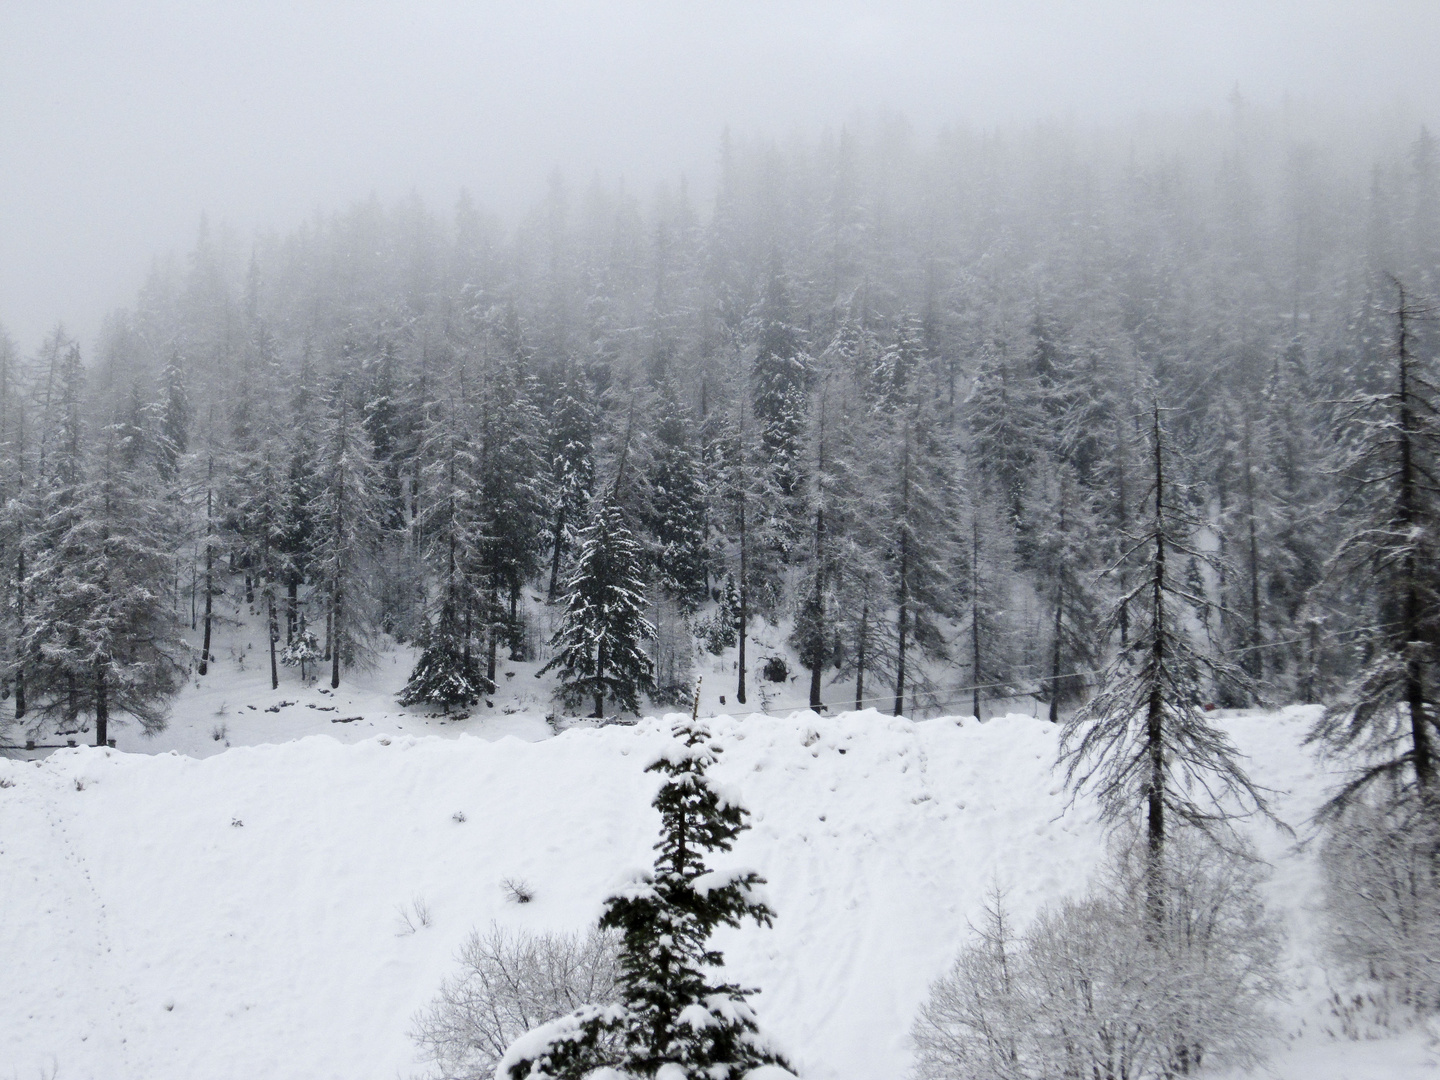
(2, 703), (1434, 1079)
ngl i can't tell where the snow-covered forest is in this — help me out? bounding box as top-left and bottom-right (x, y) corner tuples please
(6, 100), (1440, 1080)
(1, 108), (1438, 736)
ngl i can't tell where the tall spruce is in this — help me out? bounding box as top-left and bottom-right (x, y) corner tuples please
(540, 497), (656, 718)
(23, 359), (185, 745)
(399, 383), (490, 710)
(643, 381), (709, 609)
(312, 379), (383, 689)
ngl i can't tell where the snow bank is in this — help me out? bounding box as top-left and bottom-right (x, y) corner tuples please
(0, 706), (1430, 1078)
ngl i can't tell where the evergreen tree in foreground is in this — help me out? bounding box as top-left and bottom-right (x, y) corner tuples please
(540, 497), (655, 718)
(499, 716), (790, 1080)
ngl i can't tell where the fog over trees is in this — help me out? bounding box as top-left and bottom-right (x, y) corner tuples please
(0, 105), (1434, 742)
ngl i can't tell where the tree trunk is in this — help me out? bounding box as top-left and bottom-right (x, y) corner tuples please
(1146, 405), (1168, 926)
(14, 545), (24, 720)
(594, 644), (605, 719)
(1241, 415), (1262, 680)
(854, 603), (867, 711)
(331, 585), (342, 689)
(894, 426), (911, 718)
(486, 574), (499, 687)
(809, 505), (825, 712)
(94, 668), (107, 748)
(267, 585), (279, 691)
(548, 508), (565, 601)
(1048, 481), (1068, 724)
(972, 518), (982, 722)
(1395, 291), (1436, 800)
(737, 495), (747, 706)
(199, 474), (213, 676)
(1049, 576), (1064, 725)
(286, 577), (298, 644)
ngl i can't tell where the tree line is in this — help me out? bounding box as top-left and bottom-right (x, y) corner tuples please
(1, 106), (1438, 743)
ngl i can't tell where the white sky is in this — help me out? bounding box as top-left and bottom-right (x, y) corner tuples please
(3, 0), (1439, 354)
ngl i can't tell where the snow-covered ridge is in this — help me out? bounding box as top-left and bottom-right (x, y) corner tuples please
(0, 707), (1430, 1079)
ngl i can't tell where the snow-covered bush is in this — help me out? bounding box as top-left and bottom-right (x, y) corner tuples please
(280, 629), (323, 682)
(913, 834), (1282, 1080)
(410, 925), (620, 1080)
(1320, 801), (1440, 1012)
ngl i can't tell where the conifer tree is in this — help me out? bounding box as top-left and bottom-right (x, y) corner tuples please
(1309, 280), (1440, 819)
(1060, 405), (1270, 921)
(750, 269), (809, 521)
(540, 497), (655, 718)
(643, 382), (708, 609)
(23, 370), (185, 746)
(545, 376), (597, 600)
(474, 347), (546, 677)
(312, 381), (383, 689)
(1029, 461), (1103, 722)
(400, 385), (490, 710)
(499, 716), (789, 1080)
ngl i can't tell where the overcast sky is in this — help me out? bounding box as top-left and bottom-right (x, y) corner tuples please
(3, 0), (1439, 355)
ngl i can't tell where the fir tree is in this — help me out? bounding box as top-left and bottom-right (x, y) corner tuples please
(474, 347), (547, 678)
(545, 376), (597, 601)
(312, 382), (383, 689)
(1309, 280), (1440, 820)
(499, 716), (789, 1080)
(1028, 460), (1103, 723)
(401, 384), (492, 710)
(23, 413), (186, 745)
(643, 382), (708, 609)
(398, 603), (486, 711)
(750, 268), (809, 514)
(1060, 405), (1271, 921)
(540, 498), (655, 718)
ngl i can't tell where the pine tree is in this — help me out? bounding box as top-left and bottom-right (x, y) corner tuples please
(750, 268), (809, 518)
(400, 384), (491, 710)
(1028, 460), (1103, 723)
(1309, 280), (1440, 820)
(643, 382), (708, 609)
(540, 498), (655, 718)
(1060, 405), (1271, 921)
(23, 404), (186, 746)
(499, 716), (789, 1080)
(955, 497), (1018, 722)
(884, 396), (958, 717)
(398, 602), (486, 711)
(545, 376), (597, 601)
(312, 382), (383, 689)
(474, 348), (546, 679)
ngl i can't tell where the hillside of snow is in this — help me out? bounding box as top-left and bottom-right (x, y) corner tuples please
(3, 697), (1437, 1079)
(0, 610), (1436, 1078)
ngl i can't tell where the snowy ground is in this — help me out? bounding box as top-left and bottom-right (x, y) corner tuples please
(1, 612), (1436, 1078)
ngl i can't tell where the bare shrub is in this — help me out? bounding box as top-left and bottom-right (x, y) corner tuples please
(396, 895), (433, 935)
(914, 835), (1282, 1080)
(501, 877), (534, 904)
(1320, 800), (1440, 1014)
(411, 924), (621, 1080)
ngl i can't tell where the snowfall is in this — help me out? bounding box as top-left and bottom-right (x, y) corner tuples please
(1, 612), (1436, 1080)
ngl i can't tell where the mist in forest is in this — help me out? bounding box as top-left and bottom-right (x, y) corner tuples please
(4, 1), (1440, 353)
(0, 0), (1438, 724)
